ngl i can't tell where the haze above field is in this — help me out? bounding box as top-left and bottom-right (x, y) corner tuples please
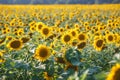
(0, 0), (120, 4)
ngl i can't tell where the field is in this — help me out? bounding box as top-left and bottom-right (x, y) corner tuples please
(0, 4), (120, 80)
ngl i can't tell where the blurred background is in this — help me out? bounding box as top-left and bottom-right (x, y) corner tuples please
(0, 0), (120, 4)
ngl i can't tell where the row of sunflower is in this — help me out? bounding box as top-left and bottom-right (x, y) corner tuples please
(0, 4), (120, 80)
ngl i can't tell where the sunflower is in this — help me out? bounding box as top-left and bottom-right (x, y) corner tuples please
(59, 28), (64, 34)
(29, 21), (36, 27)
(85, 26), (91, 31)
(44, 72), (53, 80)
(10, 21), (15, 27)
(105, 30), (110, 35)
(77, 41), (86, 50)
(30, 26), (36, 32)
(41, 26), (51, 38)
(7, 39), (23, 50)
(106, 63), (120, 80)
(105, 33), (115, 44)
(34, 45), (51, 62)
(21, 37), (30, 43)
(93, 38), (104, 51)
(0, 37), (6, 46)
(115, 35), (120, 47)
(70, 29), (78, 38)
(84, 22), (89, 27)
(36, 22), (45, 32)
(77, 33), (87, 42)
(61, 33), (72, 44)
(0, 59), (5, 63)
(17, 29), (24, 36)
(71, 41), (78, 46)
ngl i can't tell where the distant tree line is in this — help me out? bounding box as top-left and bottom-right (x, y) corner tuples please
(0, 0), (119, 4)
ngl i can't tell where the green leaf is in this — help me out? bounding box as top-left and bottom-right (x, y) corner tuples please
(94, 71), (107, 80)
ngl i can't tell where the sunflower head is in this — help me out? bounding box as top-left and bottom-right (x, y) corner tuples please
(106, 33), (115, 44)
(41, 27), (51, 38)
(77, 33), (87, 42)
(34, 45), (51, 62)
(61, 33), (72, 44)
(93, 38), (104, 51)
(21, 37), (30, 43)
(77, 41), (86, 50)
(36, 22), (45, 32)
(7, 39), (23, 50)
(70, 29), (78, 38)
(106, 63), (120, 80)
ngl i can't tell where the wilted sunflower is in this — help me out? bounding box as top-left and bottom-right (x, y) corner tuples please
(93, 38), (104, 51)
(105, 33), (115, 44)
(34, 45), (51, 62)
(7, 39), (23, 50)
(61, 34), (72, 44)
(106, 63), (120, 80)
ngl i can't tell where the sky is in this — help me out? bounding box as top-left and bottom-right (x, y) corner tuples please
(0, 0), (120, 4)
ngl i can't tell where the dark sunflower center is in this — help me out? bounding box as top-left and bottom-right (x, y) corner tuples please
(31, 27), (35, 30)
(108, 35), (113, 41)
(10, 40), (21, 49)
(96, 40), (103, 47)
(21, 37), (29, 43)
(43, 28), (49, 35)
(78, 34), (85, 40)
(64, 35), (71, 42)
(71, 31), (76, 36)
(60, 29), (63, 32)
(113, 69), (120, 80)
(72, 42), (77, 46)
(39, 48), (48, 57)
(77, 42), (86, 49)
(38, 24), (42, 29)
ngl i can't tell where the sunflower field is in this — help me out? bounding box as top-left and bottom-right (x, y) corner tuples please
(0, 4), (120, 80)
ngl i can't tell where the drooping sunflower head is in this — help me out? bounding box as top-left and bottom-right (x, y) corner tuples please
(106, 63), (120, 80)
(34, 45), (51, 62)
(7, 39), (23, 50)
